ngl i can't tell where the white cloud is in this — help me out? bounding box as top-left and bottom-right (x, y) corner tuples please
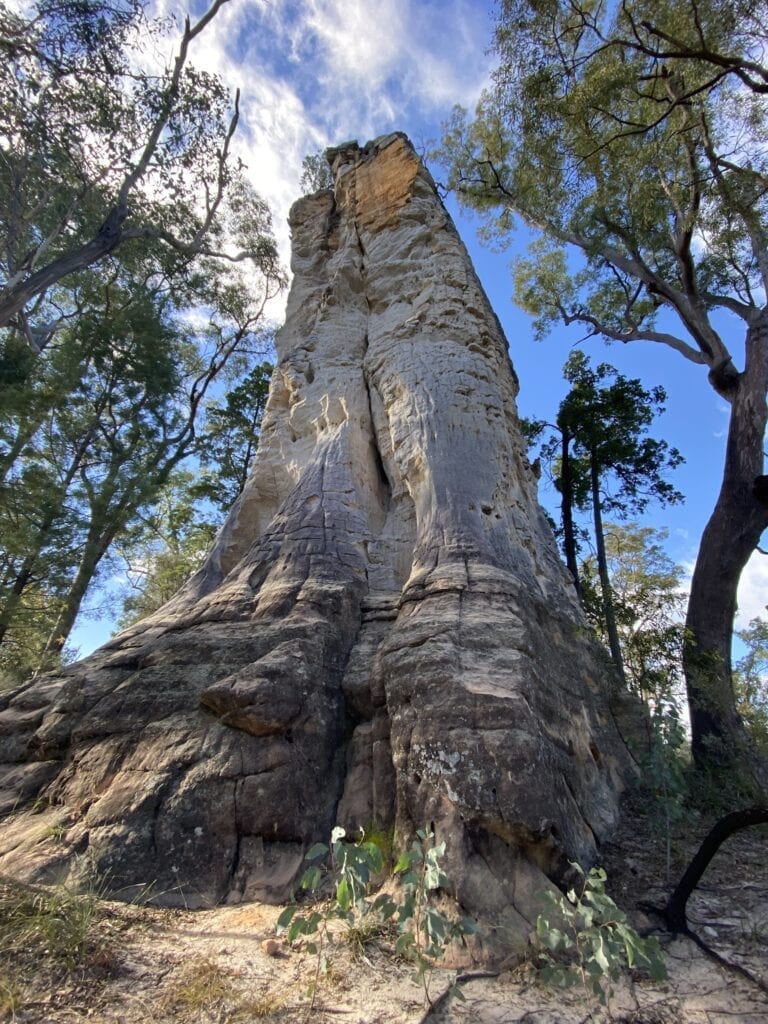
(679, 551), (767, 634)
(736, 551), (768, 630)
(142, 0), (492, 319)
(302, 0), (407, 82)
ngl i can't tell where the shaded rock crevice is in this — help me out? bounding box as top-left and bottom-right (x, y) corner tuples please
(0, 133), (635, 953)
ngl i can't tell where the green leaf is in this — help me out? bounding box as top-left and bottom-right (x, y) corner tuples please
(393, 852), (412, 874)
(589, 940), (611, 973)
(360, 841), (384, 874)
(541, 926), (567, 952)
(424, 861), (442, 890)
(301, 865), (322, 891)
(450, 982), (466, 1002)
(397, 895), (416, 924)
(648, 951), (668, 982)
(425, 908), (447, 943)
(372, 894), (397, 919)
(276, 905), (296, 930)
(305, 842), (329, 861)
(336, 876), (351, 912)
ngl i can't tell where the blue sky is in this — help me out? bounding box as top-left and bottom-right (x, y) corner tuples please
(72, 0), (766, 654)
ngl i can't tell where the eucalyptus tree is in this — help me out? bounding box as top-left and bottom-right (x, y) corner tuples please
(580, 523), (686, 705)
(734, 618), (768, 753)
(117, 471), (218, 630)
(439, 0), (768, 777)
(299, 151), (334, 194)
(0, 261), (276, 668)
(192, 360), (272, 515)
(0, 0), (281, 347)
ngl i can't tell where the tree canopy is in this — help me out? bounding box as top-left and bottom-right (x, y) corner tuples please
(0, 0), (282, 683)
(529, 352), (683, 679)
(0, 0), (281, 346)
(440, 0), (768, 375)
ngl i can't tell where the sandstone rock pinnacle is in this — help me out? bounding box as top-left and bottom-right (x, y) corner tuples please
(0, 133), (635, 953)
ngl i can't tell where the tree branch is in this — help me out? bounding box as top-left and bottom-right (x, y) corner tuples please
(0, 0), (235, 332)
(558, 305), (708, 363)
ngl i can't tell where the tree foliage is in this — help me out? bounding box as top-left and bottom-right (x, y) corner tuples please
(734, 617), (768, 753)
(116, 471), (217, 630)
(117, 361), (272, 629)
(0, 0), (281, 343)
(441, 0), (768, 354)
(299, 151), (334, 194)
(192, 360), (272, 515)
(0, 0), (283, 678)
(580, 523), (686, 702)
(438, 0), (768, 777)
(530, 354), (682, 679)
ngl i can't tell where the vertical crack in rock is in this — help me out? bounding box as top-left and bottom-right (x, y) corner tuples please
(0, 132), (638, 954)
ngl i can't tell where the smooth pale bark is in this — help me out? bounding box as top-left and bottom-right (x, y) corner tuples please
(683, 312), (768, 783)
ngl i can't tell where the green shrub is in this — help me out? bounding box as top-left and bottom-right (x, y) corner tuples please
(277, 826), (476, 1008)
(534, 863), (666, 1009)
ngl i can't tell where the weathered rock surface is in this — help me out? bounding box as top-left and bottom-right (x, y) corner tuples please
(0, 134), (635, 952)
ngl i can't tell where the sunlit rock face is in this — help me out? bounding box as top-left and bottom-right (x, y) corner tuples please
(0, 134), (633, 953)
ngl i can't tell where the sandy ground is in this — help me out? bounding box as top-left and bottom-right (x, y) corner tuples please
(3, 814), (767, 1023)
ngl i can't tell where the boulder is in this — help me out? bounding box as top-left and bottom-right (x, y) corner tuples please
(0, 134), (635, 953)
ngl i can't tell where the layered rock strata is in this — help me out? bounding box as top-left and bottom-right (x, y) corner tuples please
(0, 134), (633, 949)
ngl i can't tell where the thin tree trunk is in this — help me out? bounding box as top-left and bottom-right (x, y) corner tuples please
(0, 204), (129, 331)
(683, 315), (768, 784)
(0, 424), (98, 645)
(42, 527), (116, 657)
(41, 443), (189, 657)
(665, 806), (768, 931)
(560, 427), (581, 596)
(590, 451), (626, 684)
(0, 554), (39, 647)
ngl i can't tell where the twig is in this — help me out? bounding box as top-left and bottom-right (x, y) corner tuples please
(416, 970), (499, 1022)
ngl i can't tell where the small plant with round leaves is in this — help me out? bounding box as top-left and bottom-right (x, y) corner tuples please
(534, 863), (666, 1012)
(276, 826), (399, 1011)
(391, 827), (477, 1005)
(276, 826), (476, 1011)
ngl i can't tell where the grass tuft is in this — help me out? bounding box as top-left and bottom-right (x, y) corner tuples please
(0, 973), (24, 1018)
(165, 957), (234, 1011)
(0, 877), (98, 968)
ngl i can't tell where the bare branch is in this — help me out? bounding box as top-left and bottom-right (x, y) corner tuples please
(558, 304), (708, 363)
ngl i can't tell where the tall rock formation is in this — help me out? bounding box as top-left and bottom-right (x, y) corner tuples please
(0, 134), (634, 950)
